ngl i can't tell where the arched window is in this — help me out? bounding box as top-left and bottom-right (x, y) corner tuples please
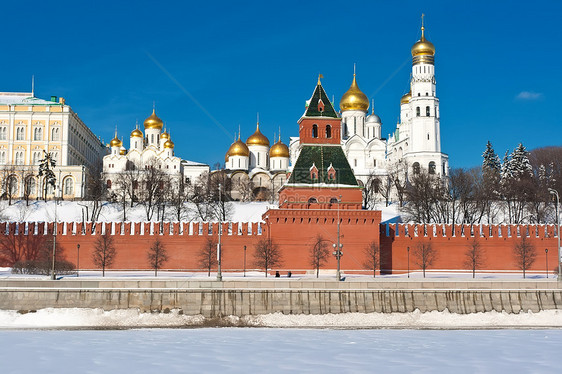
(416, 107), (420, 117)
(64, 178), (74, 195)
(325, 125), (332, 138)
(308, 197), (317, 204)
(33, 152), (42, 164)
(0, 151), (5, 164)
(0, 127), (7, 140)
(312, 124), (318, 138)
(330, 197), (338, 204)
(413, 162), (420, 175)
(34, 127), (43, 141)
(16, 127), (25, 140)
(7, 176), (18, 194)
(51, 128), (60, 141)
(15, 152), (24, 165)
(426, 106), (430, 116)
(106, 179), (112, 188)
(429, 162), (436, 175)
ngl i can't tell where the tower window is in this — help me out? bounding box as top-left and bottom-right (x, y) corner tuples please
(426, 106), (430, 116)
(325, 125), (332, 138)
(312, 124), (318, 138)
(427, 133), (430, 140)
(429, 162), (436, 175)
(418, 93), (420, 96)
(426, 92), (428, 96)
(413, 162), (420, 175)
(416, 107), (420, 117)
(354, 159), (357, 167)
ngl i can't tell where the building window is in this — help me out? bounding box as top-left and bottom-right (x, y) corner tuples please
(312, 124), (318, 138)
(51, 128), (60, 141)
(308, 197), (317, 204)
(429, 162), (436, 175)
(426, 106), (430, 116)
(0, 151), (5, 164)
(330, 197), (338, 204)
(33, 152), (42, 164)
(7, 176), (18, 194)
(25, 177), (36, 195)
(34, 127), (43, 141)
(106, 179), (112, 188)
(416, 107), (420, 117)
(15, 152), (24, 165)
(413, 162), (420, 175)
(64, 178), (74, 195)
(427, 133), (430, 140)
(373, 159), (377, 167)
(354, 159), (357, 167)
(0, 127), (6, 140)
(325, 125), (332, 138)
(16, 127), (25, 140)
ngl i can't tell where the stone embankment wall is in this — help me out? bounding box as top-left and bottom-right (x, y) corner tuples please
(1, 280), (561, 316)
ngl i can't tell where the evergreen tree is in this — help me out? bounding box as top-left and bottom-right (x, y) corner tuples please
(510, 143), (533, 180)
(482, 141), (501, 172)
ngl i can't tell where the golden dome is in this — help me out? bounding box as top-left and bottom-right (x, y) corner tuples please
(269, 136), (289, 158)
(246, 123), (270, 147)
(163, 139), (174, 149)
(119, 148), (126, 155)
(161, 131), (170, 140)
(226, 135), (250, 159)
(143, 109), (164, 130)
(110, 136), (122, 147)
(411, 26), (435, 57)
(131, 128), (143, 138)
(340, 75), (369, 112)
(400, 91), (412, 104)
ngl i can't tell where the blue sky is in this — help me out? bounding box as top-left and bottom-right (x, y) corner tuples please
(2, 0), (560, 169)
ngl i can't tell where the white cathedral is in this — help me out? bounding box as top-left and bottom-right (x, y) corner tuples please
(103, 109), (209, 193)
(223, 22), (448, 201)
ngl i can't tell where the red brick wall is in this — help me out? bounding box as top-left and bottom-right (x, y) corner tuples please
(380, 223), (560, 274)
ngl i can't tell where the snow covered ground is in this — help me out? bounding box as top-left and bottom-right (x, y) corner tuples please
(0, 326), (561, 373)
(0, 200), (401, 223)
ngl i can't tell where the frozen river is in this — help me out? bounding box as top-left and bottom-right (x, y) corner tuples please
(1, 328), (561, 373)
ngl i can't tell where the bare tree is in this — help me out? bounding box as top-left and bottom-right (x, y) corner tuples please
(1, 164), (19, 205)
(253, 238), (282, 277)
(114, 173), (130, 221)
(83, 165), (106, 223)
(412, 241), (437, 278)
(147, 238), (168, 276)
(233, 175), (253, 202)
(309, 235), (330, 278)
(362, 241), (380, 278)
(513, 236), (537, 279)
(92, 232), (116, 277)
(198, 237), (217, 277)
(138, 158), (168, 221)
(464, 237), (486, 278)
(170, 175), (190, 221)
(21, 168), (35, 206)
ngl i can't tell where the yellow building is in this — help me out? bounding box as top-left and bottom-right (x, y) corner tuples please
(0, 92), (107, 200)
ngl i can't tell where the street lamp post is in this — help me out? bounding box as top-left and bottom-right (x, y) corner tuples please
(333, 195), (343, 281)
(545, 248), (549, 279)
(50, 184), (59, 280)
(217, 183), (222, 282)
(77, 244), (80, 277)
(548, 188), (561, 280)
(407, 246), (410, 278)
(243, 245), (246, 277)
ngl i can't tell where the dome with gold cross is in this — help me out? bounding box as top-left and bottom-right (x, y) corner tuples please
(143, 109), (164, 130)
(246, 123), (270, 147)
(269, 135), (289, 158)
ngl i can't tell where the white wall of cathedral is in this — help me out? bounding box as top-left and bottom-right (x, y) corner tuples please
(405, 152), (448, 177)
(229, 155), (249, 171)
(130, 137), (143, 151)
(341, 110), (366, 138)
(248, 145), (269, 169)
(144, 128), (161, 148)
(269, 157), (289, 171)
(365, 123), (381, 139)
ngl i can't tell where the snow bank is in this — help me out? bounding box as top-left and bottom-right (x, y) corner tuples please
(2, 308), (562, 329)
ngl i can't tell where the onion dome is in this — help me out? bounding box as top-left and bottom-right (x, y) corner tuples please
(143, 109), (164, 130)
(131, 128), (143, 138)
(161, 131), (170, 140)
(340, 74), (369, 112)
(110, 136), (122, 147)
(227, 134), (250, 159)
(163, 139), (174, 149)
(269, 135), (289, 158)
(366, 100), (381, 124)
(119, 148), (127, 155)
(400, 91), (412, 105)
(411, 25), (435, 65)
(246, 122), (270, 147)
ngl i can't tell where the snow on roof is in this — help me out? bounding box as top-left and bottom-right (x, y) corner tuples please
(0, 92), (60, 106)
(181, 159), (208, 167)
